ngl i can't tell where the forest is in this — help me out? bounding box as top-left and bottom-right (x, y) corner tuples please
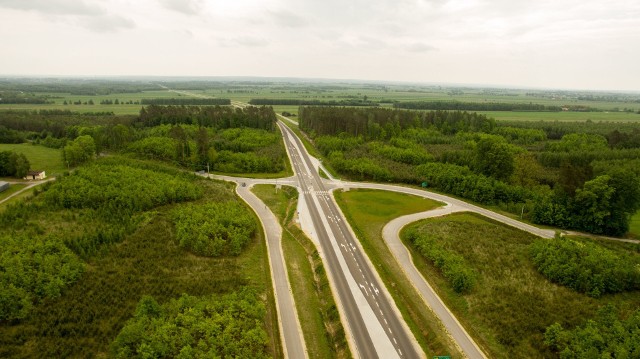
(299, 106), (640, 236)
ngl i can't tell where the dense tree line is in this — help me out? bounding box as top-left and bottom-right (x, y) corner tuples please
(0, 151), (30, 178)
(404, 228), (476, 293)
(544, 305), (640, 357)
(140, 98), (231, 105)
(249, 98), (378, 106)
(530, 237), (640, 297)
(111, 290), (269, 358)
(0, 126), (26, 143)
(0, 92), (52, 104)
(299, 107), (496, 138)
(394, 100), (564, 112)
(172, 202), (256, 257)
(137, 105), (275, 130)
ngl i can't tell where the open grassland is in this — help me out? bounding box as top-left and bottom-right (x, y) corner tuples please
(0, 183), (26, 202)
(0, 143), (65, 175)
(0, 177), (282, 358)
(252, 184), (351, 359)
(401, 212), (640, 358)
(333, 189), (462, 357)
(482, 110), (640, 122)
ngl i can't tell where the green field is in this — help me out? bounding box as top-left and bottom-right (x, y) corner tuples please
(252, 184), (351, 359)
(333, 189), (461, 357)
(0, 143), (65, 176)
(0, 183), (27, 202)
(481, 110), (640, 122)
(401, 212), (640, 358)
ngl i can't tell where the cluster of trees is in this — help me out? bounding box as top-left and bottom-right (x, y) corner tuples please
(140, 98), (230, 105)
(0, 234), (85, 321)
(394, 100), (564, 112)
(0, 126), (26, 144)
(43, 161), (202, 213)
(111, 290), (269, 358)
(404, 228), (476, 293)
(172, 202), (256, 257)
(137, 105), (275, 130)
(0, 151), (30, 178)
(249, 98), (378, 106)
(532, 167), (640, 236)
(0, 92), (51, 104)
(62, 135), (96, 167)
(299, 107), (496, 138)
(544, 305), (640, 357)
(530, 237), (640, 297)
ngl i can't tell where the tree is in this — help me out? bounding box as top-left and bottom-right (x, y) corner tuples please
(473, 135), (517, 181)
(13, 153), (30, 178)
(63, 135), (96, 166)
(195, 127), (210, 166)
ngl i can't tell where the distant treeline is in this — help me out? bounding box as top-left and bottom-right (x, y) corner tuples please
(299, 106), (496, 137)
(140, 98), (231, 106)
(0, 93), (52, 104)
(249, 98), (379, 107)
(137, 105), (276, 130)
(394, 101), (597, 112)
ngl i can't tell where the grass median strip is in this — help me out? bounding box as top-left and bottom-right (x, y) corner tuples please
(333, 188), (462, 357)
(252, 184), (351, 359)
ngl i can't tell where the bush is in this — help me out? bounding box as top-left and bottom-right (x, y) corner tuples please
(530, 237), (640, 297)
(172, 202), (256, 257)
(404, 229), (476, 293)
(0, 235), (84, 321)
(111, 290), (269, 359)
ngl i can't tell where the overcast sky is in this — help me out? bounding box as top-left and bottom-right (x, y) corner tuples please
(1, 0), (639, 91)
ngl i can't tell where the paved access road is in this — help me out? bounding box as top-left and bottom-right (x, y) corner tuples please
(279, 121), (423, 359)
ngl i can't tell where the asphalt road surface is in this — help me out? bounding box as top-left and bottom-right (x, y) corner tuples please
(278, 121), (422, 359)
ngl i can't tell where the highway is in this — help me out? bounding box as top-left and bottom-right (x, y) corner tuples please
(278, 121), (422, 359)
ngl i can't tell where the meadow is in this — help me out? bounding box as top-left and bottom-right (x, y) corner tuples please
(0, 143), (65, 176)
(332, 189), (461, 357)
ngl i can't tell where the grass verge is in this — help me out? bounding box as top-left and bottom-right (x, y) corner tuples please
(0, 183), (27, 202)
(252, 184), (351, 359)
(629, 210), (640, 238)
(401, 212), (640, 358)
(333, 188), (461, 357)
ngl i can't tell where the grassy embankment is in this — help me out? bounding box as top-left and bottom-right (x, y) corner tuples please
(333, 188), (461, 357)
(400, 212), (640, 358)
(0, 184), (27, 202)
(630, 210), (640, 238)
(252, 184), (351, 359)
(0, 143), (65, 177)
(0, 162), (282, 358)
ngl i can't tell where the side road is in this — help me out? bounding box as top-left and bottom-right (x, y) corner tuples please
(207, 174), (308, 359)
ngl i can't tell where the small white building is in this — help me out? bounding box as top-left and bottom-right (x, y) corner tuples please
(24, 170), (46, 181)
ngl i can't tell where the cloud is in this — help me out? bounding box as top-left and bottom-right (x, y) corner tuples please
(158, 0), (203, 15)
(0, 0), (102, 15)
(219, 36), (268, 48)
(81, 14), (136, 33)
(407, 42), (436, 52)
(267, 9), (306, 28)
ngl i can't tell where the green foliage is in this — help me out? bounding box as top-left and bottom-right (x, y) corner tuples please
(0, 151), (30, 178)
(404, 229), (476, 293)
(395, 100), (564, 112)
(137, 105), (276, 130)
(530, 237), (640, 297)
(544, 305), (640, 357)
(472, 134), (519, 181)
(172, 202), (256, 257)
(416, 162), (528, 205)
(547, 133), (609, 152)
(42, 161), (202, 212)
(0, 234), (84, 321)
(112, 290), (269, 359)
(140, 98), (231, 105)
(126, 136), (177, 161)
(62, 135), (96, 166)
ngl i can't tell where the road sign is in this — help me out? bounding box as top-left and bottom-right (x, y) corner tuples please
(421, 181), (428, 188)
(433, 356), (451, 359)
